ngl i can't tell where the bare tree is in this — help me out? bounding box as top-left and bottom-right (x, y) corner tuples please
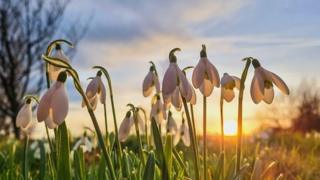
(0, 0), (87, 138)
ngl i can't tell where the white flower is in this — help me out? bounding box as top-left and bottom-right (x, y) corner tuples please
(72, 134), (93, 153)
(250, 59), (290, 104)
(48, 44), (71, 81)
(143, 66), (160, 97)
(221, 73), (240, 102)
(16, 99), (32, 130)
(179, 118), (190, 147)
(150, 95), (166, 125)
(136, 109), (145, 133)
(162, 48), (190, 110)
(118, 111), (134, 142)
(37, 72), (69, 129)
(192, 45), (220, 97)
(166, 111), (180, 145)
(82, 71), (106, 110)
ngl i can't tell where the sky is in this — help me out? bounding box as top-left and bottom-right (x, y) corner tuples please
(33, 0), (320, 138)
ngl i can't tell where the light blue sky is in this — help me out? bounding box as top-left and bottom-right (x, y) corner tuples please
(33, 0), (320, 137)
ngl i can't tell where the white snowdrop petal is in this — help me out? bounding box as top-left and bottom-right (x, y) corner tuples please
(199, 79), (214, 97)
(232, 76), (241, 90)
(192, 60), (205, 88)
(143, 71), (154, 97)
(223, 88), (235, 102)
(263, 87), (274, 104)
(206, 59), (220, 87)
(181, 124), (190, 147)
(99, 78), (107, 104)
(16, 104), (32, 128)
(119, 117), (134, 142)
(162, 63), (178, 95)
(221, 73), (234, 87)
(171, 87), (182, 111)
(177, 68), (190, 98)
(37, 85), (55, 122)
(85, 77), (99, 99)
(250, 74), (264, 104)
(51, 84), (69, 125)
(270, 72), (290, 95)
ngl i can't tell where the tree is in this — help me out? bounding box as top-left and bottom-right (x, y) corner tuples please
(0, 0), (87, 138)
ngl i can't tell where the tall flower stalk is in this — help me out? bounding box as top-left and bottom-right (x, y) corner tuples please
(43, 39), (73, 161)
(93, 66), (123, 160)
(127, 104), (145, 165)
(192, 45), (220, 179)
(219, 89), (225, 178)
(236, 57), (252, 173)
(137, 107), (149, 149)
(42, 53), (116, 179)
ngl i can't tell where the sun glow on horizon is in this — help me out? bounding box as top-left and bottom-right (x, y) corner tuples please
(224, 120), (237, 136)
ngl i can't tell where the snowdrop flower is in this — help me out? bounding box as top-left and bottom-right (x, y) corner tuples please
(37, 71), (69, 129)
(221, 73), (241, 102)
(16, 98), (33, 131)
(119, 109), (145, 142)
(82, 71), (106, 110)
(192, 45), (220, 97)
(166, 111), (179, 145)
(179, 117), (190, 147)
(162, 48), (190, 110)
(72, 132), (93, 153)
(150, 95), (166, 124)
(48, 44), (71, 81)
(143, 64), (160, 97)
(118, 111), (134, 142)
(182, 69), (197, 105)
(250, 59), (290, 104)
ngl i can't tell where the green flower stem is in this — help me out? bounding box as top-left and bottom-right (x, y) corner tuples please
(23, 135), (29, 180)
(138, 107), (149, 150)
(219, 89), (225, 179)
(103, 103), (110, 150)
(93, 66), (123, 159)
(182, 97), (200, 180)
(190, 104), (200, 172)
(133, 109), (145, 165)
(236, 58), (252, 173)
(203, 95), (207, 180)
(72, 76), (116, 179)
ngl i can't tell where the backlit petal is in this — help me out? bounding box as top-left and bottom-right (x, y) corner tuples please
(119, 117), (134, 142)
(98, 78), (107, 104)
(162, 63), (177, 95)
(270, 72), (290, 95)
(199, 79), (214, 97)
(172, 87), (182, 111)
(37, 85), (55, 122)
(232, 76), (241, 90)
(221, 73), (233, 87)
(181, 123), (190, 147)
(143, 71), (154, 97)
(192, 60), (205, 88)
(86, 77), (99, 99)
(263, 87), (274, 104)
(205, 58), (220, 87)
(223, 88), (235, 102)
(51, 84), (69, 125)
(250, 74), (264, 104)
(16, 104), (32, 128)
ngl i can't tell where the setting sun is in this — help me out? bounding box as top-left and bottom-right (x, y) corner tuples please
(224, 120), (237, 136)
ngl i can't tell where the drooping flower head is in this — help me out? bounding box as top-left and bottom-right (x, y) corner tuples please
(221, 73), (241, 102)
(16, 98), (33, 131)
(48, 44), (71, 81)
(37, 71), (69, 129)
(192, 45), (220, 96)
(118, 111), (134, 142)
(72, 131), (93, 153)
(250, 59), (290, 104)
(179, 113), (190, 147)
(182, 67), (197, 105)
(143, 62), (160, 97)
(82, 71), (106, 110)
(150, 94), (166, 125)
(166, 110), (180, 145)
(162, 48), (190, 110)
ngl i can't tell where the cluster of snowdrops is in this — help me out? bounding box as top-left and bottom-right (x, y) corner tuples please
(15, 39), (289, 180)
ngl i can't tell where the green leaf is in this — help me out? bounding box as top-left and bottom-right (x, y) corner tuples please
(151, 118), (169, 180)
(57, 122), (71, 180)
(225, 156), (236, 180)
(74, 148), (86, 180)
(164, 135), (173, 179)
(122, 150), (131, 179)
(143, 152), (156, 180)
(38, 140), (46, 180)
(213, 152), (224, 180)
